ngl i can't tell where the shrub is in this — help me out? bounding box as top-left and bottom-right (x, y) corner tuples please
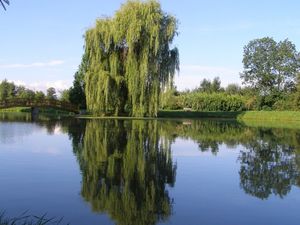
(178, 93), (245, 111)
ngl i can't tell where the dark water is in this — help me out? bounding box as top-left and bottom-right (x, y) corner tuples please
(1, 113), (300, 225)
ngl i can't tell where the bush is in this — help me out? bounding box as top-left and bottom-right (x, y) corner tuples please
(179, 93), (245, 111)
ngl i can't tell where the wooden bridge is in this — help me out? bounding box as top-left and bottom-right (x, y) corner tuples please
(0, 98), (80, 114)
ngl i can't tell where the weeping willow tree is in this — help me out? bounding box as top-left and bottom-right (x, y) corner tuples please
(84, 0), (179, 117)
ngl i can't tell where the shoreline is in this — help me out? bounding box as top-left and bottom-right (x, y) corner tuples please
(1, 109), (300, 128)
(77, 111), (300, 129)
(78, 110), (300, 120)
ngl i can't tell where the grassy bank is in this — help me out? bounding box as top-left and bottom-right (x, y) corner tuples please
(237, 111), (300, 129)
(6, 108), (298, 128)
(79, 110), (300, 121)
(0, 107), (75, 116)
(236, 111), (300, 122)
(158, 110), (300, 128)
(0, 107), (29, 112)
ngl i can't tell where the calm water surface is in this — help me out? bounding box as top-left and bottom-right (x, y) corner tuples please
(1, 113), (300, 225)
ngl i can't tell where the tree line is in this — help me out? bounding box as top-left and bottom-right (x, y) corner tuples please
(0, 79), (69, 102)
(160, 37), (300, 111)
(3, 0), (300, 114)
(67, 0), (300, 114)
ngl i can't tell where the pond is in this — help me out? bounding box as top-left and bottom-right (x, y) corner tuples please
(0, 113), (300, 225)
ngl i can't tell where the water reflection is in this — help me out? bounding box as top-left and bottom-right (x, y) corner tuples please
(174, 120), (300, 199)
(239, 130), (300, 199)
(1, 114), (300, 224)
(66, 119), (300, 203)
(71, 120), (176, 225)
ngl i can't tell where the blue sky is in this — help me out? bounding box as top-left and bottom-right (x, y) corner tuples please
(1, 0), (300, 91)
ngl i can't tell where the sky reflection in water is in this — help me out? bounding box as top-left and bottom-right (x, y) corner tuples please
(0, 114), (300, 225)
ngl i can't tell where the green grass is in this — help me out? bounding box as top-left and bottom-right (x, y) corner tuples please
(37, 108), (75, 116)
(0, 107), (75, 116)
(237, 111), (300, 122)
(0, 107), (30, 112)
(237, 111), (300, 129)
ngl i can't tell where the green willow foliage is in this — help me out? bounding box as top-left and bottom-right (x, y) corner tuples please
(84, 0), (179, 117)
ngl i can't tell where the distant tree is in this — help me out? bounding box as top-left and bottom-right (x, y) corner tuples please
(211, 77), (222, 92)
(15, 86), (35, 99)
(0, 0), (9, 10)
(0, 79), (16, 100)
(160, 86), (180, 110)
(226, 83), (241, 95)
(69, 54), (87, 109)
(46, 87), (57, 100)
(60, 89), (70, 102)
(241, 37), (300, 94)
(35, 91), (45, 100)
(294, 74), (300, 109)
(199, 78), (212, 92)
(15, 85), (26, 97)
(198, 77), (222, 93)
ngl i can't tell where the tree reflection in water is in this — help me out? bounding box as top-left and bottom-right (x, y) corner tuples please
(179, 121), (300, 200)
(72, 120), (176, 225)
(67, 119), (300, 205)
(239, 129), (300, 199)
(2, 114), (300, 222)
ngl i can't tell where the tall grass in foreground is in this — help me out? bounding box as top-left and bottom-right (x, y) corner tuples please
(0, 212), (69, 225)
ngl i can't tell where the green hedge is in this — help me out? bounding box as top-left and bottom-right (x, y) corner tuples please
(179, 93), (245, 111)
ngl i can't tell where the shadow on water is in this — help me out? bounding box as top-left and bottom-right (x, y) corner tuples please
(1, 113), (300, 224)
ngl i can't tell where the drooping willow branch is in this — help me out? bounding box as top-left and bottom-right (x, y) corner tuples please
(83, 0), (180, 117)
(0, 0), (9, 10)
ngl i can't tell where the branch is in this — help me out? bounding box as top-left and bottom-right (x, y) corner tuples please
(0, 0), (9, 10)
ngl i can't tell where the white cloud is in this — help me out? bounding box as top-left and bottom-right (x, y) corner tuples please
(7, 64), (241, 92)
(174, 64), (241, 91)
(0, 60), (65, 69)
(9, 79), (72, 92)
(41, 80), (72, 91)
